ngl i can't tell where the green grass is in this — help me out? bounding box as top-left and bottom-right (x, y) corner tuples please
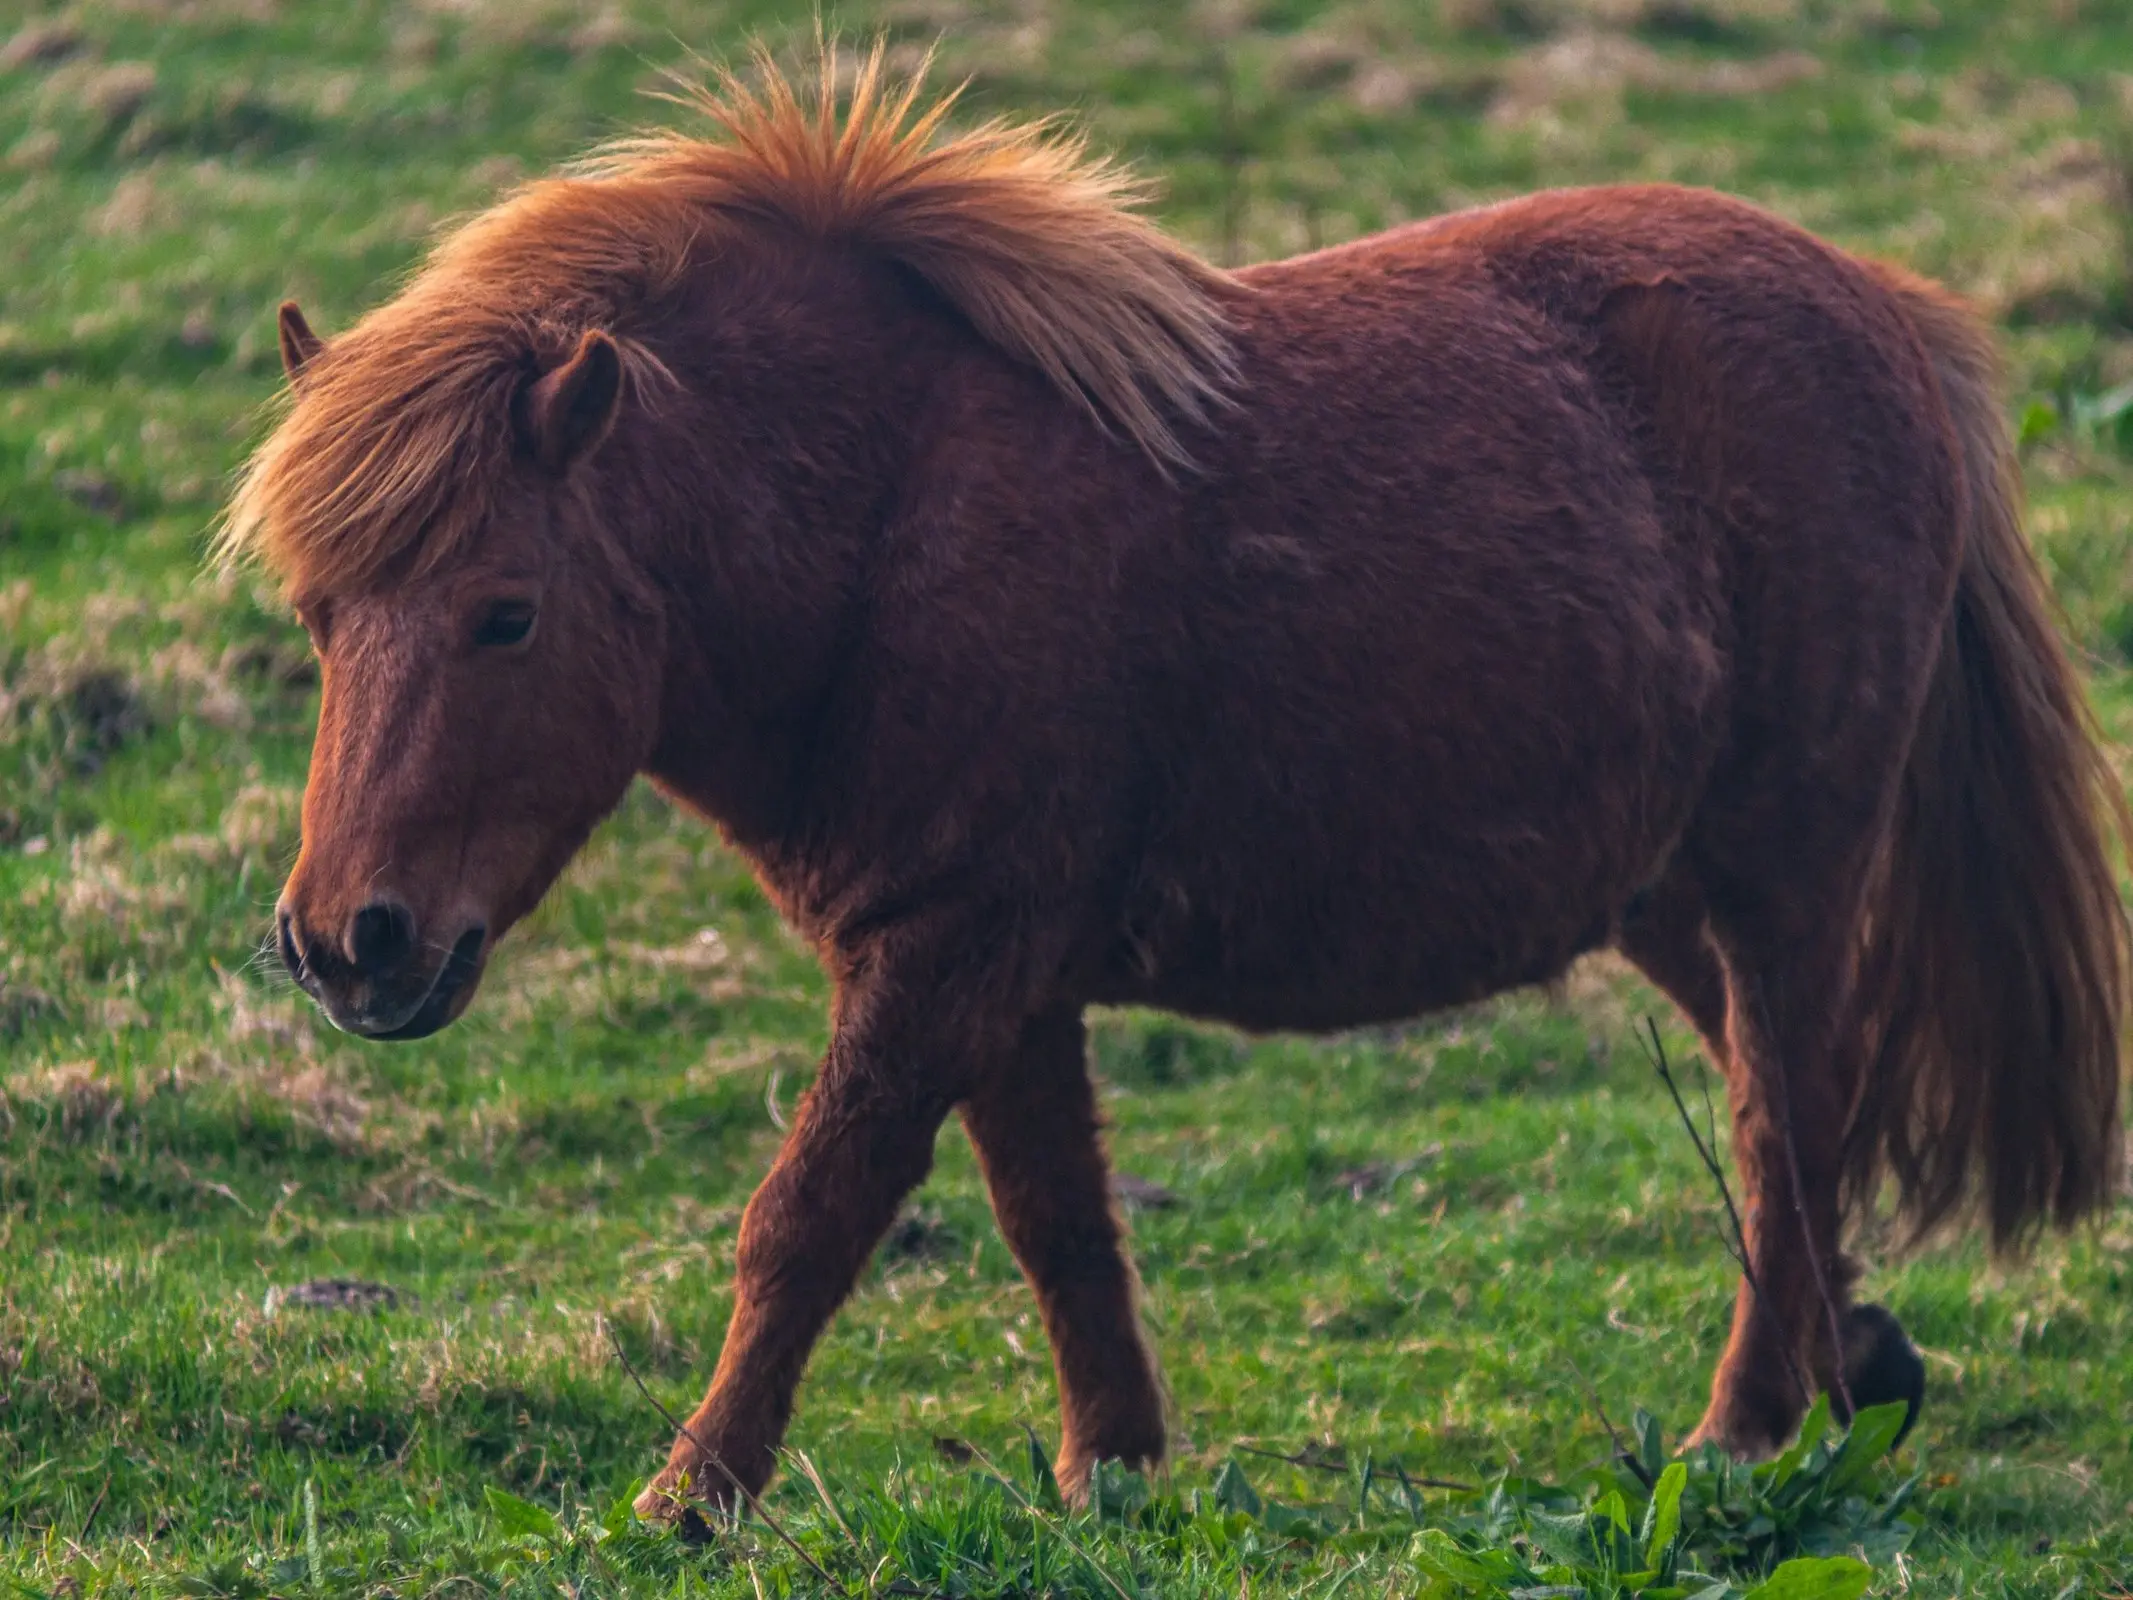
(7, 0), (2133, 1594)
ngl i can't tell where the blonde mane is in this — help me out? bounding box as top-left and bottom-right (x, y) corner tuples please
(220, 46), (1237, 593)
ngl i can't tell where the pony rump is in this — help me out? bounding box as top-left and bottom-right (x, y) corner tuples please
(220, 42), (1235, 594)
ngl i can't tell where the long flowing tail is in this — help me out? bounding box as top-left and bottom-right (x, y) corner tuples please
(1848, 265), (2130, 1250)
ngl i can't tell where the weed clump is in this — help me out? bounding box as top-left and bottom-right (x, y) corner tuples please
(1089, 1010), (1247, 1088)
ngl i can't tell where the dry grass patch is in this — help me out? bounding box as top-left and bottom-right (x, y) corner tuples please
(0, 1058), (125, 1140)
(1972, 135), (2125, 321)
(198, 967), (449, 1158)
(32, 826), (193, 949)
(0, 647), (153, 774)
(1486, 27), (1819, 128)
(489, 930), (755, 1027)
(689, 1034), (818, 1088)
(1268, 23), (1495, 118)
(0, 18), (89, 72)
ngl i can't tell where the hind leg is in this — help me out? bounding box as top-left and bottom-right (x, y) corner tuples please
(1621, 870), (1830, 1450)
(961, 1009), (1167, 1498)
(1680, 880), (1872, 1455)
(1622, 864), (1921, 1448)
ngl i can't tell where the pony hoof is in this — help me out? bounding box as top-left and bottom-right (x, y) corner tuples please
(631, 1477), (685, 1523)
(1681, 1416), (1783, 1461)
(1051, 1451), (1132, 1509)
(633, 1471), (724, 1536)
(1841, 1302), (1924, 1446)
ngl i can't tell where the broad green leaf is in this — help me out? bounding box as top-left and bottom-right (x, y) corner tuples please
(1769, 1395), (1832, 1491)
(1090, 1458), (1150, 1523)
(484, 1485), (561, 1544)
(1522, 1507), (1602, 1566)
(1742, 1555), (1872, 1600)
(601, 1482), (643, 1539)
(1025, 1428), (1064, 1510)
(2016, 398), (2060, 449)
(1876, 1469), (1923, 1524)
(1212, 1459), (1262, 1518)
(1412, 1529), (1530, 1585)
(1644, 1461), (1689, 1559)
(1824, 1403), (1909, 1496)
(1635, 1407), (1666, 1481)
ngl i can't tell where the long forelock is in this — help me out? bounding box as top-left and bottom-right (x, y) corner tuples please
(220, 42), (1236, 594)
(222, 304), (670, 596)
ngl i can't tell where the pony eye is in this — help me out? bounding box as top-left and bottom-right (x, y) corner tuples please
(473, 601), (537, 649)
(296, 598), (333, 650)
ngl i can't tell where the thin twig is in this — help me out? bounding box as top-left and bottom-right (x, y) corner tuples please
(1235, 1445), (1473, 1493)
(1391, 1462), (1480, 1496)
(1563, 1358), (1650, 1489)
(79, 1475), (111, 1544)
(1384, 1460), (1479, 1522)
(600, 1318), (840, 1589)
(1640, 1019), (1815, 1409)
(1767, 1026), (1856, 1422)
(1235, 1444), (1345, 1476)
(960, 1440), (1141, 1600)
(1690, 1047), (1723, 1177)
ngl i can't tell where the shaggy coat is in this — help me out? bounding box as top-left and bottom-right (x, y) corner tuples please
(234, 51), (2129, 1513)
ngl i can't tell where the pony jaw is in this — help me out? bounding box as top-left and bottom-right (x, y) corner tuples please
(361, 925), (490, 1040)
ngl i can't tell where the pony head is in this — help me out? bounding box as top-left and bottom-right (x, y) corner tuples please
(246, 303), (664, 1037)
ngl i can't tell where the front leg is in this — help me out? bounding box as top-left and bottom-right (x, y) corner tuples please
(961, 1009), (1167, 1500)
(634, 980), (983, 1518)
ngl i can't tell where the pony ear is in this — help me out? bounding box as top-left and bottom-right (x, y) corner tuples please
(518, 330), (624, 474)
(278, 300), (324, 381)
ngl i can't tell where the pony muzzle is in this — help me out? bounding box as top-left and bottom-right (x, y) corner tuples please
(277, 900), (489, 1041)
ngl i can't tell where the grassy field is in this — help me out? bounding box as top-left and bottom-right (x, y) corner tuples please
(7, 0), (2133, 1595)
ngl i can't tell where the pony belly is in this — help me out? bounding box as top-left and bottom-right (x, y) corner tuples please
(1099, 844), (1636, 1036)
(1123, 939), (1603, 1036)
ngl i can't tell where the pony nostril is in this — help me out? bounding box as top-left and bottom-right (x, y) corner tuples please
(347, 901), (416, 979)
(277, 907), (306, 982)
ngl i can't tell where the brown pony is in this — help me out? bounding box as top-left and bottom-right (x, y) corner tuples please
(228, 50), (2129, 1514)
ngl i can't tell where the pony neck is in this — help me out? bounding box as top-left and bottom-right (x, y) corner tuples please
(631, 236), (959, 854)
